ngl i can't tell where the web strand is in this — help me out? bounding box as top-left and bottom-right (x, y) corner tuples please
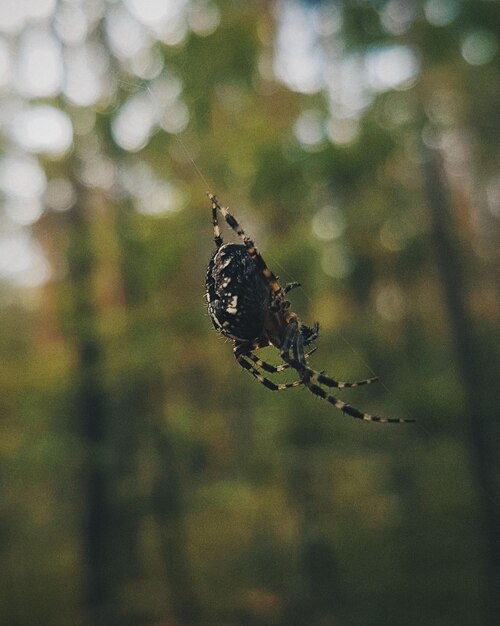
(127, 78), (421, 427)
(266, 252), (425, 429)
(141, 80), (213, 192)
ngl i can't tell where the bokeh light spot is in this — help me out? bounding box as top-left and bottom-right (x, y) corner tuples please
(160, 101), (189, 134)
(111, 92), (157, 152)
(294, 109), (324, 148)
(327, 118), (359, 145)
(312, 206), (346, 241)
(188, 0), (221, 37)
(0, 0), (56, 35)
(274, 0), (323, 94)
(45, 178), (76, 212)
(0, 156), (46, 200)
(79, 156), (116, 190)
(461, 30), (497, 66)
(54, 3), (88, 46)
(321, 243), (353, 279)
(424, 0), (460, 27)
(5, 197), (44, 226)
(17, 28), (63, 97)
(0, 37), (12, 87)
(381, 0), (416, 36)
(106, 6), (148, 60)
(63, 44), (106, 107)
(366, 45), (420, 92)
(0, 229), (50, 287)
(125, 0), (180, 26)
(375, 284), (406, 321)
(11, 105), (73, 156)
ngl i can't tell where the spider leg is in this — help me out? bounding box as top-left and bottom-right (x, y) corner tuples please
(310, 369), (377, 389)
(301, 378), (415, 423)
(282, 321), (377, 389)
(290, 361), (378, 389)
(209, 194), (283, 300)
(234, 348), (302, 391)
(282, 326), (412, 422)
(302, 321), (320, 346)
(284, 281), (301, 294)
(246, 346), (318, 374)
(280, 319), (299, 361)
(293, 323), (307, 367)
(211, 197), (224, 248)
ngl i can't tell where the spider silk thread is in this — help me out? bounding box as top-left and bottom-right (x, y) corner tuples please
(263, 253), (428, 430)
(123, 78), (427, 431)
(113, 83), (500, 518)
(128, 80), (500, 509)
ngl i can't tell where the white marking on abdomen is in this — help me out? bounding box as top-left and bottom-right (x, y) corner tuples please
(226, 295), (238, 314)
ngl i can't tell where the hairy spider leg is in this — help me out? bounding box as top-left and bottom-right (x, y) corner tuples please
(234, 349), (302, 392)
(302, 377), (415, 423)
(279, 319), (298, 361)
(283, 325), (411, 422)
(246, 346), (318, 374)
(281, 322), (379, 389)
(212, 198), (223, 248)
(293, 324), (306, 366)
(208, 194), (409, 421)
(303, 322), (320, 345)
(284, 281), (301, 294)
(291, 360), (378, 389)
(209, 194), (283, 300)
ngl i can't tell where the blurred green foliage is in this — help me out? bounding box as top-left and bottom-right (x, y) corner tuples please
(1, 1), (500, 625)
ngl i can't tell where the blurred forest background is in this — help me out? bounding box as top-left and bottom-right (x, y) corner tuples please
(1, 0), (500, 625)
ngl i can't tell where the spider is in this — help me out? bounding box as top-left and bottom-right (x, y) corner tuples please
(205, 194), (414, 424)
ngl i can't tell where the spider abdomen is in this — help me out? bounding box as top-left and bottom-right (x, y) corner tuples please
(206, 243), (270, 342)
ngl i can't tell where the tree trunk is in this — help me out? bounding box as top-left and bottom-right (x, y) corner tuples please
(66, 186), (111, 625)
(151, 415), (202, 625)
(422, 147), (500, 622)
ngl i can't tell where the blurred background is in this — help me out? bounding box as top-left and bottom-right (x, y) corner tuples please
(1, 0), (500, 624)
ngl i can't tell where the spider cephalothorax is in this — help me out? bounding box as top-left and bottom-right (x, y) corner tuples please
(205, 194), (414, 423)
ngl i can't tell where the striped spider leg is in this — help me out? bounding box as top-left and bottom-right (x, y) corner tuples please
(206, 194), (414, 424)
